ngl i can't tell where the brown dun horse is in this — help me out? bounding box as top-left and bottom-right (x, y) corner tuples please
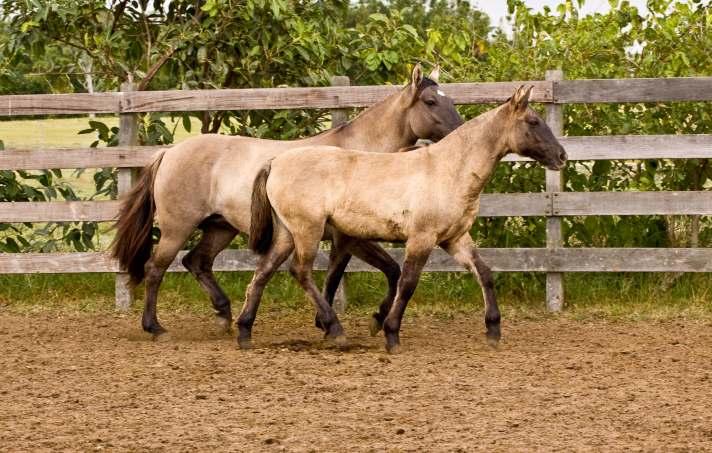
(248, 86), (567, 353)
(112, 64), (463, 336)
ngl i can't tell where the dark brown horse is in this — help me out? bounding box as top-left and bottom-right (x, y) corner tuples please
(247, 86), (567, 352)
(112, 64), (463, 336)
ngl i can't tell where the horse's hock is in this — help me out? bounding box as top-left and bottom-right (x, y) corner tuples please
(1, 73), (711, 310)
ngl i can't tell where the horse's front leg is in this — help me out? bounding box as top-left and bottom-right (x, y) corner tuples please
(382, 239), (433, 354)
(444, 234), (500, 347)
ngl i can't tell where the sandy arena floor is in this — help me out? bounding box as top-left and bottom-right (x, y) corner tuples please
(1, 309), (711, 451)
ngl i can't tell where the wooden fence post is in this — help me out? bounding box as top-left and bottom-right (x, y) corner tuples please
(330, 75), (350, 314)
(545, 70), (565, 311)
(115, 82), (139, 311)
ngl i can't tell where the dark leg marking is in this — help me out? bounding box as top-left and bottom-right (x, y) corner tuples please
(472, 250), (500, 345)
(237, 234), (293, 349)
(182, 219), (238, 331)
(382, 250), (430, 354)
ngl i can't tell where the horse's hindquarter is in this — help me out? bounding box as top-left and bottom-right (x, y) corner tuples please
(154, 135), (287, 232)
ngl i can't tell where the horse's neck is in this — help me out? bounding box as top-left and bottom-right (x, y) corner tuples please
(296, 92), (414, 152)
(431, 105), (508, 206)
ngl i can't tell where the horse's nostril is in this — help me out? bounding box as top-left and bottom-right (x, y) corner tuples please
(559, 150), (567, 161)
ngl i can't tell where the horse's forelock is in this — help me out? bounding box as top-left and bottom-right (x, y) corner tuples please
(415, 77), (438, 96)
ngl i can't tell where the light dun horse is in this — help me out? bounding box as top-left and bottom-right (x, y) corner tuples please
(248, 86), (567, 353)
(112, 64), (463, 336)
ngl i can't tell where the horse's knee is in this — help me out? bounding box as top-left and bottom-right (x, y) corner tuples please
(289, 263), (310, 285)
(143, 261), (165, 284)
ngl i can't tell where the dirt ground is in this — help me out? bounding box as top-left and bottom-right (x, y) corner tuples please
(1, 309), (711, 452)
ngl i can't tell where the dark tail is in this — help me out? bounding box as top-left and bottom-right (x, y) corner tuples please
(111, 152), (165, 286)
(248, 162), (274, 255)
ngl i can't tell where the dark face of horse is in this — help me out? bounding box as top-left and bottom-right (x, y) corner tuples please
(404, 65), (464, 142)
(505, 86), (567, 171)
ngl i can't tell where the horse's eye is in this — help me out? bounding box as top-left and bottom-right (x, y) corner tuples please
(526, 117), (539, 126)
(424, 99), (437, 106)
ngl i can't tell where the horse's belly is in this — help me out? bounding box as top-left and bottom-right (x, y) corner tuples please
(329, 210), (407, 242)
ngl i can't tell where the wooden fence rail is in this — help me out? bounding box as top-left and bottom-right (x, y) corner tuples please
(3, 77), (712, 116)
(0, 74), (710, 311)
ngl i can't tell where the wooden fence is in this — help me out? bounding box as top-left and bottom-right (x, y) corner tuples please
(1, 73), (711, 311)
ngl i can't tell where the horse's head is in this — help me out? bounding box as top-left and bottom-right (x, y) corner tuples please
(402, 64), (463, 142)
(503, 85), (567, 171)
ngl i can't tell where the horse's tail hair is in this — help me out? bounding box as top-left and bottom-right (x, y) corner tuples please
(111, 152), (165, 286)
(248, 161), (274, 255)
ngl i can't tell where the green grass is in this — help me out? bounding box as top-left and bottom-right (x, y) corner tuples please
(1, 271), (710, 322)
(0, 115), (199, 148)
(0, 115), (200, 197)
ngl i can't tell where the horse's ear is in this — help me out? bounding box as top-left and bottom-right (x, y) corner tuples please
(404, 63), (425, 104)
(410, 63), (424, 87)
(429, 64), (440, 83)
(509, 85), (532, 112)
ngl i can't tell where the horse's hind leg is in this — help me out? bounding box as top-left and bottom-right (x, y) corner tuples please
(182, 220), (238, 333)
(345, 239), (401, 336)
(444, 234), (500, 347)
(237, 226), (293, 349)
(142, 223), (195, 336)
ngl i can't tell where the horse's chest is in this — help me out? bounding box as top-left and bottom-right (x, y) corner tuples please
(437, 198), (479, 242)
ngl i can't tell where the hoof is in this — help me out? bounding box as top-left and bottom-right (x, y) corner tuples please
(369, 315), (383, 337)
(486, 328), (501, 349)
(238, 337), (253, 350)
(144, 324), (167, 339)
(214, 316), (232, 334)
(386, 343), (402, 355)
(486, 336), (500, 349)
(329, 334), (348, 347)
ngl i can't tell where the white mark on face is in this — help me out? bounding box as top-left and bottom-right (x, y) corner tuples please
(437, 89), (445, 97)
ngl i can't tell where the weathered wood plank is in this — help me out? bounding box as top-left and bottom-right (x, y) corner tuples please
(2, 248), (711, 274)
(554, 191), (712, 216)
(2, 191), (707, 223)
(122, 81), (554, 112)
(0, 146), (162, 170)
(0, 82), (553, 116)
(0, 201), (120, 222)
(115, 82), (139, 311)
(478, 193), (551, 217)
(4, 134), (708, 171)
(556, 77), (712, 103)
(0, 92), (121, 116)
(545, 70), (565, 312)
(2, 77), (711, 116)
(0, 193), (552, 223)
(502, 134), (712, 162)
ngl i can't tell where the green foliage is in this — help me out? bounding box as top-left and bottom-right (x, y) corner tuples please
(1, 0), (711, 254)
